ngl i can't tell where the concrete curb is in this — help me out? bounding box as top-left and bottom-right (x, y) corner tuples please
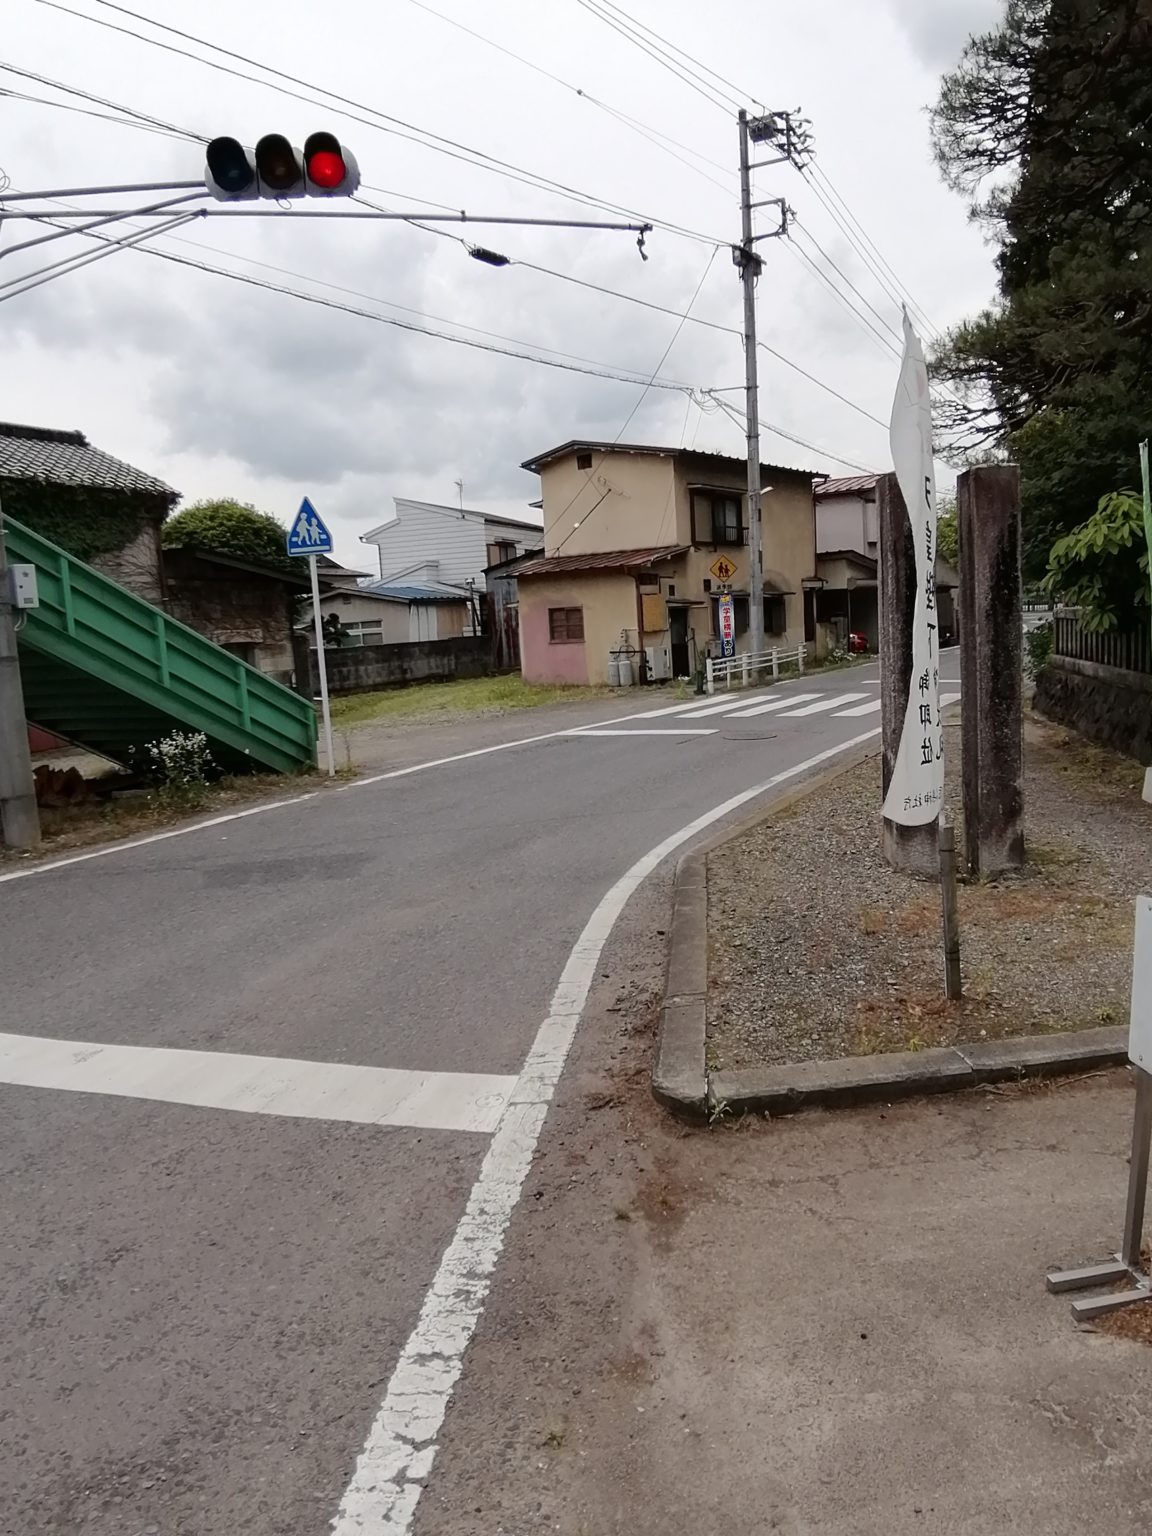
(651, 743), (1130, 1122)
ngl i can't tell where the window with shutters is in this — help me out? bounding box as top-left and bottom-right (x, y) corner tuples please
(548, 606), (585, 643)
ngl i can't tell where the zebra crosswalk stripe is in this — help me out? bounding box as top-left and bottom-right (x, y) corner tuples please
(778, 692), (870, 717)
(724, 693), (820, 718)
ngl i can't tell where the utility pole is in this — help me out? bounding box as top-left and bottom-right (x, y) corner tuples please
(736, 109), (766, 657)
(734, 109), (811, 662)
(0, 487), (41, 850)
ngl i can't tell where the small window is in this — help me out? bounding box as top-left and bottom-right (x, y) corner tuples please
(548, 606), (585, 643)
(710, 495), (743, 545)
(765, 595), (787, 636)
(702, 578), (712, 593)
(668, 584), (676, 597)
(345, 620), (385, 646)
(575, 452), (593, 471)
(691, 491), (744, 547)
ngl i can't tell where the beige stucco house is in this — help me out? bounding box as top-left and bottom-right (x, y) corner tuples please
(514, 440), (818, 685)
(814, 473), (959, 652)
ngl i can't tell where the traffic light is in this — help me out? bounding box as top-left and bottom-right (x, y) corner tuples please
(204, 132), (360, 200)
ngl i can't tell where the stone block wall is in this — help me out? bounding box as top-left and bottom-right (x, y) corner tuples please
(1034, 655), (1152, 764)
(293, 634), (496, 697)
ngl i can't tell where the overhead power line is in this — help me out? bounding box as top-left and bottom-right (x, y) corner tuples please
(587, 0), (765, 112)
(704, 392), (875, 474)
(550, 244), (722, 555)
(805, 164), (941, 342)
(37, 0), (726, 248)
(574, 0), (741, 113)
(790, 222), (903, 345)
(405, 0), (734, 195)
(568, 0), (948, 358)
(17, 214), (700, 393)
(1, 64), (893, 436)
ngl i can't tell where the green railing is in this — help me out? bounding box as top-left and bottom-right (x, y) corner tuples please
(7, 517), (316, 774)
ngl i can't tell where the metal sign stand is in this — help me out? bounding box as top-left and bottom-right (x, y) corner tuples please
(1046, 896), (1152, 1319)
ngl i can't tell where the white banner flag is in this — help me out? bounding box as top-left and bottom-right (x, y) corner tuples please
(882, 313), (944, 826)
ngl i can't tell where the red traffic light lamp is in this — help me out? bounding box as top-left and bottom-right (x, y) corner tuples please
(204, 132), (359, 201)
(304, 132), (359, 196)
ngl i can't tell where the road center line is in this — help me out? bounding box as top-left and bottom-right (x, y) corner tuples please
(330, 725), (883, 1535)
(0, 1032), (514, 1135)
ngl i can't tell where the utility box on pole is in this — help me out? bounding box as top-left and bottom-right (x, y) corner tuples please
(0, 492), (41, 850)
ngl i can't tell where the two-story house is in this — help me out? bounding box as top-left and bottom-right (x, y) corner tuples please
(814, 473), (959, 651)
(360, 496), (543, 633)
(513, 440), (818, 685)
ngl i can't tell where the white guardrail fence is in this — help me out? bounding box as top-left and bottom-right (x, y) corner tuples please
(705, 643), (808, 694)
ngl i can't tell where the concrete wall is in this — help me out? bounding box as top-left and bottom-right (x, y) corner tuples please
(519, 571), (639, 685)
(1034, 655), (1152, 765)
(294, 634), (495, 697)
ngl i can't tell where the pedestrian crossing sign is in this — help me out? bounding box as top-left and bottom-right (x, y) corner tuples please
(709, 554), (737, 582)
(286, 497), (333, 557)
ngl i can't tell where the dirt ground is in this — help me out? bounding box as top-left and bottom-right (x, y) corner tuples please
(707, 714), (1150, 1069)
(412, 876), (1152, 1536)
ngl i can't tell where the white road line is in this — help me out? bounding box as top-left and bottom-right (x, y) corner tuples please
(673, 694), (779, 719)
(0, 794), (319, 886)
(724, 692), (819, 718)
(561, 727), (717, 738)
(778, 692), (869, 717)
(834, 698), (882, 717)
(330, 724), (883, 1535)
(0, 1033), (514, 1135)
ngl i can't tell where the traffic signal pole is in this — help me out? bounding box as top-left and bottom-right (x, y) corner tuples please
(307, 553), (336, 780)
(0, 487), (41, 850)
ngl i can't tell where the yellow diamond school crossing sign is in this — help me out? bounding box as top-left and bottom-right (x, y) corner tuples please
(709, 554), (738, 582)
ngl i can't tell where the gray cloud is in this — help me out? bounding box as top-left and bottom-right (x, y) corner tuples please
(886, 0), (1004, 70)
(4, 0), (998, 560)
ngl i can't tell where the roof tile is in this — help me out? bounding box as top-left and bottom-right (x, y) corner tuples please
(0, 421), (177, 499)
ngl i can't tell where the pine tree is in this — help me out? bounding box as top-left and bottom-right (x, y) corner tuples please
(930, 0), (1152, 578)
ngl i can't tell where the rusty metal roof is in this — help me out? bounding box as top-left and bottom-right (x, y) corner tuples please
(814, 473), (877, 498)
(513, 545), (687, 578)
(520, 439), (819, 478)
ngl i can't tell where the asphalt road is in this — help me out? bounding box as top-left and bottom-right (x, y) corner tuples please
(0, 659), (952, 1533)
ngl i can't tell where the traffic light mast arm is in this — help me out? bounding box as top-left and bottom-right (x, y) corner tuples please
(0, 192), (208, 260)
(1, 207), (653, 233)
(0, 180), (207, 202)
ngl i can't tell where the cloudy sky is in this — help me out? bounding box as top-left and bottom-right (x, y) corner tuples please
(3, 0), (1001, 566)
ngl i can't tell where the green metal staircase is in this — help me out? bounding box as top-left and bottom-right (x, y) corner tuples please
(7, 517), (317, 774)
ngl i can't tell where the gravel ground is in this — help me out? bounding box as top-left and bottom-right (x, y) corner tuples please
(707, 713), (1151, 1069)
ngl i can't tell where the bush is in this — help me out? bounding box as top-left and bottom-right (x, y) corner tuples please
(162, 499), (292, 570)
(133, 729), (217, 809)
(1024, 619), (1053, 679)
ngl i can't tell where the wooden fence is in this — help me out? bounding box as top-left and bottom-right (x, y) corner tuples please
(1052, 613), (1151, 676)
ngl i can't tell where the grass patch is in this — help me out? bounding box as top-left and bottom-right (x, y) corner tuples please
(329, 674), (618, 728)
(0, 769), (333, 866)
